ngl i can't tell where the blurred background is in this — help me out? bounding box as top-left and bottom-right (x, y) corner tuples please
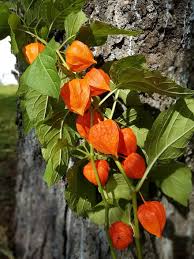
(0, 36), (17, 259)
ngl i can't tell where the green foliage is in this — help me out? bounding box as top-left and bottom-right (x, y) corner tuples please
(64, 10), (87, 42)
(8, 13), (21, 54)
(145, 98), (194, 164)
(24, 89), (50, 124)
(21, 39), (61, 98)
(105, 174), (131, 202)
(88, 202), (130, 225)
(38, 0), (86, 30)
(37, 110), (77, 185)
(65, 161), (97, 216)
(153, 162), (192, 206)
(0, 3), (10, 39)
(0, 86), (17, 160)
(77, 21), (141, 46)
(110, 56), (194, 97)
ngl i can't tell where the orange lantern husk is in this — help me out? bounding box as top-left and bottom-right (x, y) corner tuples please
(137, 201), (166, 238)
(122, 153), (146, 179)
(88, 119), (120, 156)
(118, 128), (137, 156)
(60, 78), (91, 116)
(84, 68), (111, 96)
(76, 110), (103, 139)
(83, 160), (110, 186)
(23, 42), (45, 64)
(65, 40), (96, 72)
(109, 221), (133, 250)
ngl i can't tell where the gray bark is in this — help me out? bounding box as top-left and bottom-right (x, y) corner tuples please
(15, 0), (194, 259)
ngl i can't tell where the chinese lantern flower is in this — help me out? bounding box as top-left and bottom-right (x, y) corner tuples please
(84, 68), (111, 96)
(109, 221), (133, 250)
(122, 153), (146, 179)
(23, 42), (45, 64)
(60, 78), (90, 116)
(65, 40), (96, 72)
(137, 201), (166, 238)
(76, 110), (103, 139)
(118, 128), (137, 156)
(88, 119), (120, 156)
(83, 160), (110, 186)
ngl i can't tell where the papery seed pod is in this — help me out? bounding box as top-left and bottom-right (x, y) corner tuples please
(76, 110), (103, 139)
(23, 42), (45, 64)
(84, 68), (110, 96)
(109, 221), (133, 250)
(83, 160), (110, 186)
(137, 201), (166, 238)
(118, 128), (137, 156)
(65, 40), (96, 72)
(60, 78), (90, 115)
(122, 153), (146, 179)
(88, 119), (120, 156)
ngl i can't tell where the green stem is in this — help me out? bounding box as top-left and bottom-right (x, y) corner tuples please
(23, 30), (47, 45)
(113, 158), (142, 259)
(135, 159), (156, 192)
(90, 145), (117, 259)
(98, 88), (117, 106)
(109, 90), (120, 119)
(58, 35), (76, 50)
(56, 50), (69, 70)
(131, 192), (142, 259)
(114, 158), (134, 192)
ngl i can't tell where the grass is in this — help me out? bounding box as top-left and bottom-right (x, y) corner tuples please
(0, 85), (18, 259)
(0, 85), (18, 161)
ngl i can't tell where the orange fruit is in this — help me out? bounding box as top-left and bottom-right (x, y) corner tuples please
(83, 160), (110, 186)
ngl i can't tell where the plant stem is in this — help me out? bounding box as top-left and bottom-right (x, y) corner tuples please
(135, 158), (156, 192)
(109, 90), (120, 119)
(98, 88), (118, 106)
(113, 158), (142, 259)
(114, 158), (134, 192)
(58, 35), (76, 50)
(90, 145), (117, 259)
(23, 30), (47, 45)
(56, 50), (69, 70)
(131, 192), (142, 259)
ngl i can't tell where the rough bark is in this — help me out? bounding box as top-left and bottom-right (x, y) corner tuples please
(15, 1), (194, 259)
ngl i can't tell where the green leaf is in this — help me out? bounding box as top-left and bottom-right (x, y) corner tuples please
(105, 174), (131, 201)
(131, 126), (149, 148)
(117, 108), (138, 126)
(23, 109), (33, 134)
(145, 98), (194, 165)
(88, 202), (130, 225)
(0, 3), (10, 39)
(153, 162), (192, 206)
(64, 10), (87, 42)
(21, 39), (61, 98)
(119, 89), (141, 106)
(43, 159), (61, 187)
(65, 161), (97, 216)
(8, 14), (21, 54)
(117, 106), (153, 148)
(40, 0), (86, 30)
(25, 89), (50, 124)
(112, 66), (194, 97)
(110, 55), (146, 79)
(37, 110), (77, 185)
(77, 21), (141, 46)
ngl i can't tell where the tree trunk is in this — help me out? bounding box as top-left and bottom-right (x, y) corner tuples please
(15, 1), (194, 258)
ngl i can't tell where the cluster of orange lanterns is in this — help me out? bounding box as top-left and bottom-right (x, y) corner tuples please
(23, 40), (166, 251)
